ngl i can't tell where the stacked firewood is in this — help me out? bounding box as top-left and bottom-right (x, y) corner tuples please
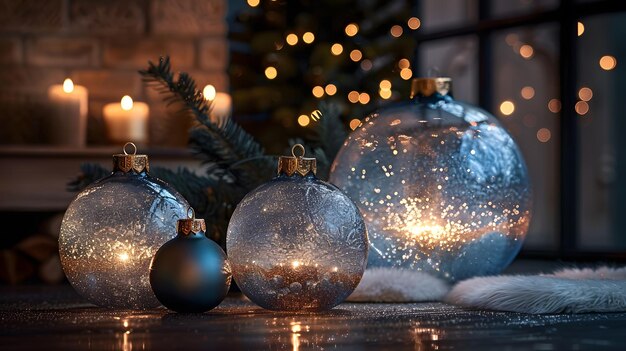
(0, 213), (65, 284)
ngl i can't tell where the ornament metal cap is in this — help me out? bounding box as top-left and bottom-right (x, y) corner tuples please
(177, 207), (206, 235)
(410, 77), (452, 98)
(278, 144), (317, 176)
(113, 142), (149, 173)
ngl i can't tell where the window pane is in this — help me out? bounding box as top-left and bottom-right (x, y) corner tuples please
(420, 0), (478, 32)
(491, 24), (560, 250)
(418, 36), (478, 104)
(577, 13), (626, 250)
(491, 0), (558, 18)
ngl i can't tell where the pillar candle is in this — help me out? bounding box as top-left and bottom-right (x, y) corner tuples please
(203, 85), (232, 123)
(47, 78), (88, 147)
(103, 95), (149, 144)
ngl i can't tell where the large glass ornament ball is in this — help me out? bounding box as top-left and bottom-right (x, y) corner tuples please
(329, 78), (532, 282)
(227, 151), (368, 311)
(60, 166), (189, 309)
(150, 216), (231, 313)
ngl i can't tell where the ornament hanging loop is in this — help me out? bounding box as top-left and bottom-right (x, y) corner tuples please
(278, 144), (317, 176)
(123, 142), (137, 155)
(177, 207), (206, 235)
(292, 144), (306, 158)
(113, 142), (149, 173)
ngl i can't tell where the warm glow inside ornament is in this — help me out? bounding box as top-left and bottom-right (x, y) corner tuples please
(330, 78), (532, 282)
(227, 144), (368, 311)
(59, 142), (189, 309)
(150, 208), (231, 313)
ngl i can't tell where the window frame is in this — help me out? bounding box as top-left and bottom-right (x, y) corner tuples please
(412, 0), (626, 260)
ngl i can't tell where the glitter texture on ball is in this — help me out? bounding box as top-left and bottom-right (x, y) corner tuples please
(329, 78), (532, 282)
(59, 143), (189, 309)
(227, 145), (368, 311)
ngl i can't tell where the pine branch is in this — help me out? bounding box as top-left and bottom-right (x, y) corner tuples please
(140, 57), (266, 168)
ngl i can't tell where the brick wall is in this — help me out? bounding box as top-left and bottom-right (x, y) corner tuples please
(0, 0), (228, 146)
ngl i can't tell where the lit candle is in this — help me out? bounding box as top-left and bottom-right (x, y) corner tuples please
(103, 95), (149, 144)
(47, 78), (88, 147)
(203, 85), (231, 122)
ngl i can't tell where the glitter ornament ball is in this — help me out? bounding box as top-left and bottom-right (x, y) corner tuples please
(227, 145), (368, 311)
(330, 78), (532, 282)
(150, 208), (231, 313)
(59, 143), (189, 309)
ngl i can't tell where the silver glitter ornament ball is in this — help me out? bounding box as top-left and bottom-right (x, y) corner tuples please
(330, 78), (532, 282)
(227, 145), (368, 311)
(59, 143), (189, 309)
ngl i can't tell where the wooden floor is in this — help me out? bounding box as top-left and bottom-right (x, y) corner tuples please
(1, 285), (626, 350)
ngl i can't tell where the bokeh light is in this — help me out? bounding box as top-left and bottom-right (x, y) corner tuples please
(286, 33), (298, 45)
(350, 49), (363, 62)
(312, 86), (324, 98)
(537, 128), (551, 143)
(577, 22), (584, 36)
(578, 87), (593, 101)
(548, 99), (561, 113)
(358, 92), (370, 104)
(599, 55), (617, 70)
(519, 45), (534, 59)
(247, 0), (260, 7)
(302, 32), (315, 44)
(575, 101), (589, 115)
(408, 17), (421, 30)
(390, 25), (403, 38)
(499, 100), (515, 116)
(398, 58), (410, 69)
(400, 68), (412, 80)
(265, 66), (277, 79)
(345, 23), (359, 37)
(331, 43), (343, 55)
(297, 114), (310, 127)
(349, 118), (361, 130)
(348, 91), (360, 103)
(325, 84), (337, 96)
(520, 86), (535, 100)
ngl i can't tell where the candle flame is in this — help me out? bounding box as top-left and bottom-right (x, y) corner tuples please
(63, 78), (74, 93)
(121, 95), (133, 111)
(118, 252), (129, 262)
(203, 85), (217, 101)
(291, 260), (301, 268)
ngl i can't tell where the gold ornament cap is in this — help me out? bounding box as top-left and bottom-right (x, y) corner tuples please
(410, 77), (452, 98)
(113, 142), (149, 173)
(177, 208), (206, 235)
(278, 144), (316, 176)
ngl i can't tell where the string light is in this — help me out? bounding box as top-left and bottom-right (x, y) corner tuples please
(358, 92), (370, 104)
(578, 87), (593, 101)
(345, 23), (359, 37)
(325, 84), (337, 96)
(407, 17), (421, 30)
(379, 89), (392, 99)
(379, 80), (391, 90)
(390, 25), (403, 38)
(575, 101), (589, 115)
(286, 33), (298, 46)
(331, 43), (343, 55)
(520, 86), (535, 100)
(302, 32), (315, 44)
(536, 128), (551, 143)
(297, 115), (310, 127)
(348, 91), (360, 103)
(400, 68), (412, 80)
(577, 22), (584, 36)
(548, 99), (561, 113)
(398, 58), (410, 69)
(312, 86), (324, 98)
(247, 0), (260, 7)
(499, 100), (515, 116)
(265, 66), (277, 79)
(349, 118), (361, 130)
(350, 49), (362, 62)
(599, 55), (617, 70)
(519, 45), (534, 59)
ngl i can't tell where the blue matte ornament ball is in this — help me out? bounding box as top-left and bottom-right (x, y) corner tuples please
(149, 212), (231, 313)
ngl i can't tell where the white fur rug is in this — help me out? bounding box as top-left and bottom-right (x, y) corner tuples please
(347, 266), (626, 314)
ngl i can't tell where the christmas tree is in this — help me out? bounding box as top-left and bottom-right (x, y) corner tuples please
(230, 0), (419, 152)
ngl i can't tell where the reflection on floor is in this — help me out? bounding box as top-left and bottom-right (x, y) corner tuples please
(1, 285), (625, 350)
